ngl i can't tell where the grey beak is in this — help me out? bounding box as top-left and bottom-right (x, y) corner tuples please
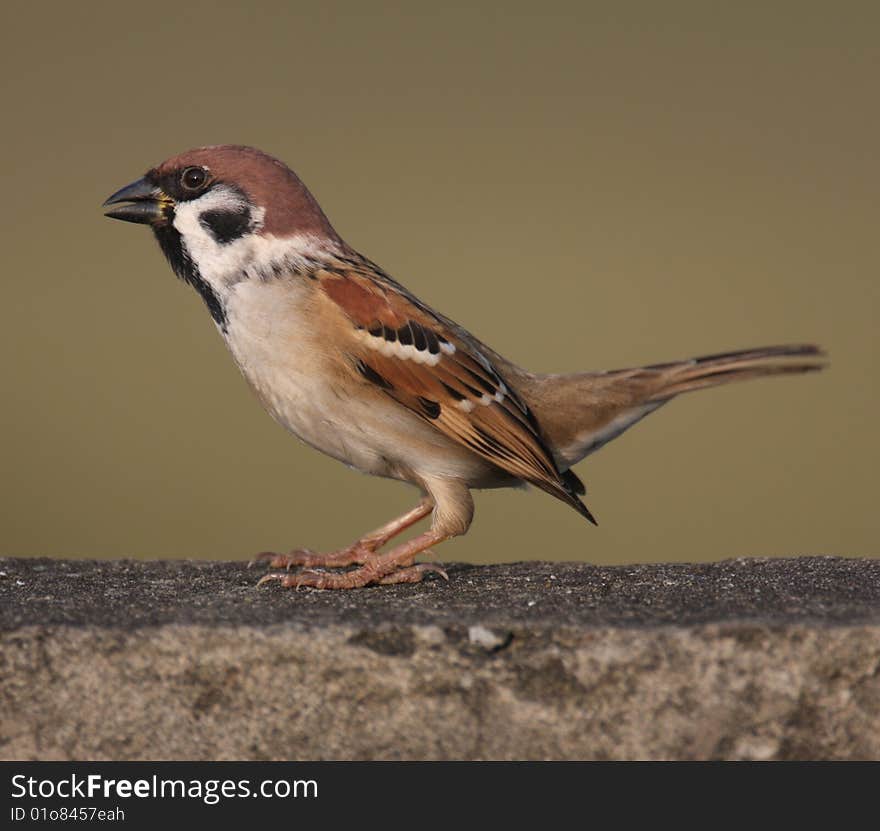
(103, 177), (168, 225)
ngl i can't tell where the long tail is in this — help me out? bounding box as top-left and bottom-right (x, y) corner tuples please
(642, 343), (826, 401)
(529, 343), (827, 470)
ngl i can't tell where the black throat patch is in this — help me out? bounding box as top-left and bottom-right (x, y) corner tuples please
(153, 221), (227, 330)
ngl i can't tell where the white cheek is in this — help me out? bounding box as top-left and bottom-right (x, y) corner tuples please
(172, 191), (263, 288)
(173, 188), (332, 299)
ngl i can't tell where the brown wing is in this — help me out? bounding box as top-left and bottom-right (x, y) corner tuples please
(319, 265), (595, 523)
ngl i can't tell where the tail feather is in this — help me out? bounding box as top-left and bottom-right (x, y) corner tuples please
(647, 344), (826, 401)
(528, 343), (826, 470)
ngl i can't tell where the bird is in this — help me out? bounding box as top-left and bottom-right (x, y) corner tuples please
(103, 145), (825, 590)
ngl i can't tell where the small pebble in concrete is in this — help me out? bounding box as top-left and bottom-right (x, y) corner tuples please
(468, 625), (507, 650)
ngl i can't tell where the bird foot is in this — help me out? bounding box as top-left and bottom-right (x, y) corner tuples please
(377, 563), (448, 585)
(257, 561), (448, 590)
(250, 543), (374, 570)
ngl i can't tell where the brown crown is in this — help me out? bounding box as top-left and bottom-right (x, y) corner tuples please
(150, 145), (340, 241)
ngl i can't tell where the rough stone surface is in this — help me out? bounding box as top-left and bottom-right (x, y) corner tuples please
(1, 556), (879, 760)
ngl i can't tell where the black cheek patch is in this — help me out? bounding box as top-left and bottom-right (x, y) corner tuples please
(199, 206), (252, 244)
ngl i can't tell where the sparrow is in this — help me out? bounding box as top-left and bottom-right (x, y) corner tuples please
(103, 145), (825, 590)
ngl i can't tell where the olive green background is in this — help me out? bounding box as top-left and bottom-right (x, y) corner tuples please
(2, 2), (876, 565)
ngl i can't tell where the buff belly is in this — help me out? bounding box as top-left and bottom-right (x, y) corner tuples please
(220, 279), (509, 489)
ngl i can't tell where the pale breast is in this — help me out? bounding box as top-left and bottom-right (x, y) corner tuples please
(219, 278), (504, 488)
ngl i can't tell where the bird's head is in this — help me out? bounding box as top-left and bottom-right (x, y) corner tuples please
(103, 145), (341, 324)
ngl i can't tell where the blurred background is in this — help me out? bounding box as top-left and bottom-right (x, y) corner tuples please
(1, 2), (876, 565)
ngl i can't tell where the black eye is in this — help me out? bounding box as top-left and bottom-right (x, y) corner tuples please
(181, 166), (208, 191)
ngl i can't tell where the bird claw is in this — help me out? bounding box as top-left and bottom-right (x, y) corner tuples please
(250, 546), (374, 570)
(248, 551), (275, 569)
(256, 571), (282, 587)
(377, 563), (448, 585)
(258, 567), (360, 590)
(257, 561), (448, 590)
(250, 550), (316, 569)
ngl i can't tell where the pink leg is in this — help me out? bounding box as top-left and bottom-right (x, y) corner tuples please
(258, 528), (449, 590)
(377, 563), (448, 585)
(251, 497), (433, 569)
